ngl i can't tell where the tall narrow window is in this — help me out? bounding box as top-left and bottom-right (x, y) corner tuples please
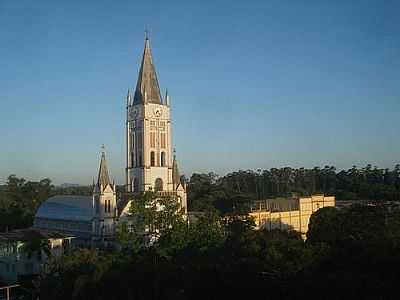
(95, 197), (100, 214)
(160, 133), (166, 149)
(150, 132), (155, 148)
(161, 152), (166, 167)
(150, 151), (155, 166)
(155, 178), (163, 191)
(133, 178), (139, 192)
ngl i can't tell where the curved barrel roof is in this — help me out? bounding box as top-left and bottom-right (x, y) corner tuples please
(35, 195), (93, 222)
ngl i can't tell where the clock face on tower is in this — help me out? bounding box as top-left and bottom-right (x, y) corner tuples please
(153, 107), (162, 118)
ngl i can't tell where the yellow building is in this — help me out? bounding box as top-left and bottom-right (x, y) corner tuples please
(249, 195), (335, 238)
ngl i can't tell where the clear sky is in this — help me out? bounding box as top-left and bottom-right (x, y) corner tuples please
(0, 0), (399, 185)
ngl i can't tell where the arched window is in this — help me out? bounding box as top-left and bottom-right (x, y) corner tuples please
(133, 178), (139, 192)
(150, 151), (155, 166)
(160, 152), (166, 167)
(154, 178), (163, 192)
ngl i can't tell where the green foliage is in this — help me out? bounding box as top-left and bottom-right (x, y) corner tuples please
(188, 164), (400, 215)
(22, 234), (51, 260)
(40, 204), (400, 299)
(40, 249), (116, 300)
(117, 191), (186, 251)
(307, 207), (342, 245)
(0, 175), (53, 231)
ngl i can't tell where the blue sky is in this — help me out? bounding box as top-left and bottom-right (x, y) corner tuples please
(0, 0), (399, 185)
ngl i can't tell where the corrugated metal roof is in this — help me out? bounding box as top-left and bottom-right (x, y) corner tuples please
(35, 195), (93, 222)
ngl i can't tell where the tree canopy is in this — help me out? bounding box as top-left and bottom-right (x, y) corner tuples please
(39, 204), (400, 300)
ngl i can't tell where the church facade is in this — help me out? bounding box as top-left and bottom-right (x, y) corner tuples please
(124, 36), (187, 213)
(33, 35), (187, 244)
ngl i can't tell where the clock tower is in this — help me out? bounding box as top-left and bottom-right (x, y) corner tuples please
(125, 36), (187, 212)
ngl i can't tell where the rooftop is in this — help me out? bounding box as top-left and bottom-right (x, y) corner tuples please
(35, 195), (93, 222)
(0, 229), (73, 242)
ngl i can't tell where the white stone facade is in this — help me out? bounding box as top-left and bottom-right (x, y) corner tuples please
(124, 36), (187, 213)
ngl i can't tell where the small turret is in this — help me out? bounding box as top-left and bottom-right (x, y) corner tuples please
(165, 89), (170, 106)
(172, 149), (183, 190)
(126, 89), (132, 107)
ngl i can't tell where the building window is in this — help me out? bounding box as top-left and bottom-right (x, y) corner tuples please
(133, 178), (139, 192)
(150, 151), (155, 166)
(161, 152), (166, 167)
(95, 197), (100, 214)
(160, 133), (166, 149)
(155, 178), (163, 191)
(150, 132), (156, 148)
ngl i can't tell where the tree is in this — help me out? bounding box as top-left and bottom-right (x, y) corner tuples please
(117, 191), (186, 249)
(307, 207), (342, 245)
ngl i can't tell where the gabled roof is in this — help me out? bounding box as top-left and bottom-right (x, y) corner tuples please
(133, 37), (163, 105)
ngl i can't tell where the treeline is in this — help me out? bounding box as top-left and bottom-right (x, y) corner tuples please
(188, 164), (400, 213)
(40, 204), (400, 300)
(0, 175), (53, 231)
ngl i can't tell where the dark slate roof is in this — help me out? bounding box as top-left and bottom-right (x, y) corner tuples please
(0, 229), (74, 242)
(97, 151), (111, 188)
(133, 37), (163, 105)
(35, 195), (93, 222)
(117, 198), (130, 216)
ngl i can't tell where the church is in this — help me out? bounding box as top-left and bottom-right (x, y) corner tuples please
(33, 35), (187, 245)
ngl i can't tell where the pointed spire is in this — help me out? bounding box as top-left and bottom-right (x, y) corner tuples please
(97, 145), (112, 189)
(165, 89), (169, 106)
(172, 149), (181, 189)
(133, 35), (163, 105)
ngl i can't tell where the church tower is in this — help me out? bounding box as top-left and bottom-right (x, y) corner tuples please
(125, 35), (187, 212)
(93, 148), (117, 239)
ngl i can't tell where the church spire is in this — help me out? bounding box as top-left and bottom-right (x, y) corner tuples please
(97, 146), (112, 189)
(133, 35), (162, 105)
(172, 149), (182, 189)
